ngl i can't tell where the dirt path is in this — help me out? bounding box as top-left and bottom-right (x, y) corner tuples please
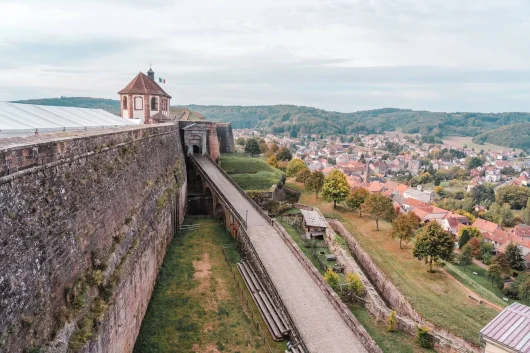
(441, 268), (503, 311)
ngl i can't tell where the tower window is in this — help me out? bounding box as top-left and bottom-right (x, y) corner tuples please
(134, 96), (143, 110)
(123, 96), (128, 110)
(151, 97), (159, 111)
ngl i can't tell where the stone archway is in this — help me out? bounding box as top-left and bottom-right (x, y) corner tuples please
(193, 144), (201, 154)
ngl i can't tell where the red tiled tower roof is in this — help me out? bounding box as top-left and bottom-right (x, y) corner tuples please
(118, 72), (171, 98)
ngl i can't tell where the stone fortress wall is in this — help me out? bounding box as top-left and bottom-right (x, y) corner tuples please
(0, 124), (187, 353)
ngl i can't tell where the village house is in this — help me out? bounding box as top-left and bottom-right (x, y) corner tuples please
(300, 209), (328, 239)
(403, 188), (431, 203)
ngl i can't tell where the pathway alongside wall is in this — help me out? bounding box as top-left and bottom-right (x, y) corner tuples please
(194, 155), (372, 353)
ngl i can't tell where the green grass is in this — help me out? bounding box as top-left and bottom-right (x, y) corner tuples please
(134, 218), (285, 353)
(349, 304), (435, 353)
(220, 154), (284, 191)
(287, 179), (498, 346)
(445, 262), (515, 306)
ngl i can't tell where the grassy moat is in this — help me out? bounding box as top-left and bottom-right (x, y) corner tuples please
(134, 218), (285, 353)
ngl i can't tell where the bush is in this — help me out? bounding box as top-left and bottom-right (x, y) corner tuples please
(387, 310), (397, 332)
(324, 268), (340, 290)
(346, 272), (364, 297)
(417, 326), (434, 348)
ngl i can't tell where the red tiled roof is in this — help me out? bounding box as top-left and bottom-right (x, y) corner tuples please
(118, 72), (171, 98)
(403, 198), (428, 208)
(473, 218), (500, 233)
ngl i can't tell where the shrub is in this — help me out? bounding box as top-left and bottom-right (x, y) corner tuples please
(387, 310), (397, 332)
(324, 268), (340, 290)
(417, 326), (434, 348)
(346, 272), (364, 296)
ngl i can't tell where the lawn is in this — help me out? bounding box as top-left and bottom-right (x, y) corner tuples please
(134, 218), (285, 353)
(220, 154), (284, 191)
(443, 136), (520, 153)
(286, 180), (498, 346)
(445, 262), (516, 306)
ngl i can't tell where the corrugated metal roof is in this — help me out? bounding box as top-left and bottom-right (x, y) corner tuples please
(300, 209), (328, 228)
(0, 102), (136, 137)
(481, 303), (530, 352)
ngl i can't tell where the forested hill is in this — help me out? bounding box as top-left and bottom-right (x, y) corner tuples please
(12, 97), (121, 115)
(472, 123), (530, 150)
(183, 104), (530, 142)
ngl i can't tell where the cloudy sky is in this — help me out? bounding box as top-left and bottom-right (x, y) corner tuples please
(1, 0), (530, 112)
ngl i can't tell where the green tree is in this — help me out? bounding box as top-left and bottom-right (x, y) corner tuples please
(391, 213), (420, 249)
(345, 188), (370, 217)
(491, 253), (511, 277)
(363, 193), (396, 231)
(235, 137), (245, 146)
(295, 168), (311, 183)
(321, 170), (350, 208)
(305, 171), (325, 198)
(496, 185), (530, 210)
(458, 245), (473, 271)
(458, 226), (481, 249)
(488, 263), (503, 286)
(465, 156), (484, 170)
(484, 203), (515, 227)
(521, 199), (530, 225)
(244, 138), (261, 156)
(519, 277), (530, 304)
(413, 222), (454, 272)
(505, 242), (526, 271)
(276, 148), (293, 161)
(346, 272), (364, 297)
(286, 158), (307, 177)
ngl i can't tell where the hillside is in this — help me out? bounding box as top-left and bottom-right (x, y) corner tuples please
(183, 104), (530, 143)
(472, 123), (530, 150)
(11, 97), (121, 115)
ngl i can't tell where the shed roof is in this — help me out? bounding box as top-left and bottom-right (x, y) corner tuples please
(481, 303), (530, 352)
(300, 209), (328, 228)
(0, 102), (136, 137)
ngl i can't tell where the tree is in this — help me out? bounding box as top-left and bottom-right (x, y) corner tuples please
(484, 203), (515, 227)
(465, 156), (484, 170)
(434, 186), (445, 196)
(387, 310), (397, 332)
(345, 188), (370, 217)
(244, 138), (261, 156)
(521, 199), (530, 225)
(236, 137), (245, 146)
(270, 143), (279, 153)
(321, 170), (350, 208)
(276, 148), (292, 161)
(286, 158), (307, 177)
(519, 277), (530, 304)
(491, 253), (511, 277)
(305, 171), (325, 198)
(488, 264), (503, 286)
(454, 209), (476, 223)
(259, 143), (269, 154)
(413, 222), (454, 272)
(295, 168), (311, 183)
(267, 154), (279, 168)
(458, 245), (473, 271)
(458, 226), (481, 249)
(496, 185), (530, 210)
(363, 193), (396, 231)
(346, 272), (364, 297)
(391, 213), (420, 249)
(505, 242), (526, 271)
(466, 237), (483, 259)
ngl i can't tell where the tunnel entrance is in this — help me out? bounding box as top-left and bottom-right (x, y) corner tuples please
(193, 144), (201, 154)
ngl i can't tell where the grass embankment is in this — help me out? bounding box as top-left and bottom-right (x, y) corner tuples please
(220, 154), (284, 191)
(279, 215), (433, 352)
(134, 218), (285, 353)
(286, 180), (498, 346)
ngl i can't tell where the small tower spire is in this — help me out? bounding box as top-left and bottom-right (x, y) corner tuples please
(147, 64), (155, 81)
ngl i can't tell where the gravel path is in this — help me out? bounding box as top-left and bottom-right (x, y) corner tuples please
(195, 155), (369, 353)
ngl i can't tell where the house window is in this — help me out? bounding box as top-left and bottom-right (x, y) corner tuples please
(134, 96), (143, 110)
(151, 97), (158, 111)
(123, 96), (128, 110)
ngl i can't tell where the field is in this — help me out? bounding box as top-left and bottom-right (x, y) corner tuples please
(286, 180), (498, 346)
(220, 154), (284, 191)
(134, 218), (285, 353)
(442, 136), (519, 153)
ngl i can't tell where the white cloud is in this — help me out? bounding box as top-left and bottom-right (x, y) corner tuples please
(0, 0), (530, 112)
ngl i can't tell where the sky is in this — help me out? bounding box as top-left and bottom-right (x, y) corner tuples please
(1, 0), (530, 113)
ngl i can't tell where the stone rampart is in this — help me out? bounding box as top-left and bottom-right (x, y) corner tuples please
(0, 124), (187, 353)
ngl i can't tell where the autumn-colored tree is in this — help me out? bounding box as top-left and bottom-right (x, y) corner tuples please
(345, 188), (369, 217)
(295, 168), (311, 183)
(324, 268), (339, 290)
(259, 143), (269, 154)
(267, 154), (279, 168)
(413, 222), (454, 272)
(363, 193), (396, 230)
(391, 213), (420, 248)
(487, 263), (503, 286)
(270, 143), (279, 153)
(454, 209), (476, 223)
(458, 245), (473, 271)
(457, 226), (481, 249)
(321, 170), (350, 208)
(434, 186), (445, 196)
(491, 253), (511, 276)
(305, 171), (325, 199)
(466, 236), (483, 259)
(286, 158), (307, 177)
